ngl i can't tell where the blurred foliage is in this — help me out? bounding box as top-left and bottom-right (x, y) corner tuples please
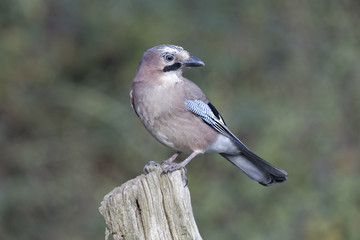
(1, 0), (360, 239)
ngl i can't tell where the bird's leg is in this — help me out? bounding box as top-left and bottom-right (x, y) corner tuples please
(161, 152), (199, 186)
(161, 151), (199, 174)
(161, 151), (181, 165)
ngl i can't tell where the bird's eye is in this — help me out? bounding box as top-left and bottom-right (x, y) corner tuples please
(164, 54), (174, 62)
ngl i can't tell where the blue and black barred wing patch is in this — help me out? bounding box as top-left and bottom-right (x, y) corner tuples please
(185, 99), (227, 136)
(185, 99), (250, 151)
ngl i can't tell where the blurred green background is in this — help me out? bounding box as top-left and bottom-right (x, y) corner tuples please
(1, 0), (360, 239)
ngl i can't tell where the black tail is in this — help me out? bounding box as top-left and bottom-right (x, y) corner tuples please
(220, 151), (288, 186)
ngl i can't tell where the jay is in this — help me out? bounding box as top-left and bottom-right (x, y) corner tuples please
(130, 45), (288, 186)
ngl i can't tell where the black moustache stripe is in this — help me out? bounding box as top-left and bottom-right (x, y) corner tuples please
(163, 62), (181, 72)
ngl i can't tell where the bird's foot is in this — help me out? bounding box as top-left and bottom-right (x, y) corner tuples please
(143, 161), (160, 174)
(161, 163), (188, 186)
(161, 163), (187, 174)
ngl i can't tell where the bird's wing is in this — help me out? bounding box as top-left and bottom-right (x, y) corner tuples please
(185, 99), (288, 185)
(129, 90), (139, 117)
(185, 99), (249, 151)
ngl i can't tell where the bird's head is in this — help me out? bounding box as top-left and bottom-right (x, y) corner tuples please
(138, 45), (205, 75)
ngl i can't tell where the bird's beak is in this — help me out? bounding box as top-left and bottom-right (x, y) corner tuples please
(180, 56), (205, 68)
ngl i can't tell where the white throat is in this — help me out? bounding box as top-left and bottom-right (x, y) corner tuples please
(160, 70), (183, 84)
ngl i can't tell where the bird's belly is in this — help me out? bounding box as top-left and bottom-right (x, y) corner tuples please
(140, 111), (217, 153)
(152, 129), (177, 149)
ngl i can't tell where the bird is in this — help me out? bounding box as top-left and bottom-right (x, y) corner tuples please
(130, 44), (288, 186)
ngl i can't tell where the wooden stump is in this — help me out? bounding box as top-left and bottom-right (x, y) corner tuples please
(99, 163), (203, 240)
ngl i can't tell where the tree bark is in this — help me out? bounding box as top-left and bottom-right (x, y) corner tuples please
(99, 163), (203, 240)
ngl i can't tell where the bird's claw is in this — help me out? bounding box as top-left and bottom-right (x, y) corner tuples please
(144, 161), (188, 186)
(181, 171), (188, 187)
(143, 161), (160, 174)
(161, 164), (184, 174)
(161, 164), (188, 186)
